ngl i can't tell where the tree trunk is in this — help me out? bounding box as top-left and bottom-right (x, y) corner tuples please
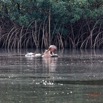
(48, 9), (51, 46)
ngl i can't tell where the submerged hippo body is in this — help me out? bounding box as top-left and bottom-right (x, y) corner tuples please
(25, 45), (58, 58)
(25, 52), (58, 58)
(25, 53), (42, 57)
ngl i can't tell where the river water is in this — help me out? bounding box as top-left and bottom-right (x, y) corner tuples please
(0, 49), (103, 103)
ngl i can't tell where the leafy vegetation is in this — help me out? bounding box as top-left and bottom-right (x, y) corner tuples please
(0, 0), (103, 49)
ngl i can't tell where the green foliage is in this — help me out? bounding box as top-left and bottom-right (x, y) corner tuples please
(1, 0), (103, 48)
(52, 1), (69, 23)
(1, 0), (103, 25)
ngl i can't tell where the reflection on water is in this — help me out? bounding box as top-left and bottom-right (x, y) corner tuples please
(0, 49), (103, 103)
(42, 57), (58, 72)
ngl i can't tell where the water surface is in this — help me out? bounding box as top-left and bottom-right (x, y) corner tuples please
(0, 49), (103, 103)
